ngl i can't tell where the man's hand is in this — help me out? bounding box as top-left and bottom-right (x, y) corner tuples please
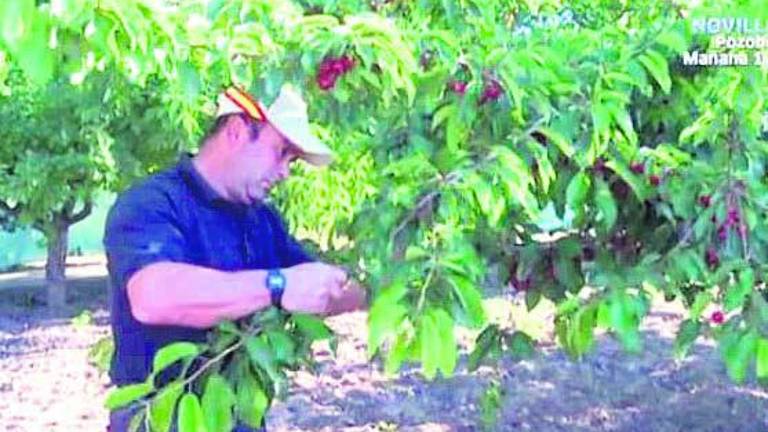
(280, 262), (348, 314)
(324, 279), (368, 316)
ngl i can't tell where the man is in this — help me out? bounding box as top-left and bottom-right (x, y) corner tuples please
(104, 84), (367, 431)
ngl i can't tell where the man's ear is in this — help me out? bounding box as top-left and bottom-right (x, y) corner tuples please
(225, 115), (249, 149)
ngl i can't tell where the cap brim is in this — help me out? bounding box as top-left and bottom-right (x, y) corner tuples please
(269, 118), (334, 167)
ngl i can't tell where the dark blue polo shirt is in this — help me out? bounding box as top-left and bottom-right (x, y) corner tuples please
(103, 154), (313, 389)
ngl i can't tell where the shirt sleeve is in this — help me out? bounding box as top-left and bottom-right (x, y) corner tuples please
(103, 186), (190, 290)
(264, 206), (315, 267)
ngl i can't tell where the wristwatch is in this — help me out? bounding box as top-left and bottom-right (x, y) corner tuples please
(265, 269), (286, 308)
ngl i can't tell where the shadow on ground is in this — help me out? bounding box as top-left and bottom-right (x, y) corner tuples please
(268, 318), (768, 432)
(1, 274), (767, 431)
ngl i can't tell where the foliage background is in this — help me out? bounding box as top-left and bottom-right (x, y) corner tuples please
(4, 0), (768, 430)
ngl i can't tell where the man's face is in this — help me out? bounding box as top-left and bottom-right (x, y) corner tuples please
(228, 118), (303, 204)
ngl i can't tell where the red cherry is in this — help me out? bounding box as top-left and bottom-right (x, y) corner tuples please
(521, 277), (532, 291)
(699, 195), (711, 208)
(479, 79), (503, 104)
(649, 175), (661, 186)
(612, 180), (629, 200)
(330, 59), (346, 75)
(705, 247), (719, 269)
(512, 276), (532, 292)
(717, 225), (728, 241)
(339, 55), (356, 73)
(447, 80), (467, 95)
(726, 207), (740, 225)
(316, 72), (336, 90)
(711, 310), (725, 324)
(319, 58), (336, 75)
(593, 157), (607, 172)
(630, 162), (645, 174)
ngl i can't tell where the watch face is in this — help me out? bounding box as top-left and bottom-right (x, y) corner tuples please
(268, 271), (285, 288)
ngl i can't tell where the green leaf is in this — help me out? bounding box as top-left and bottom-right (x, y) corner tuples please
(446, 274), (486, 328)
(217, 321), (240, 334)
(268, 330), (297, 364)
(432, 308), (457, 377)
(555, 254), (583, 293)
(596, 301), (611, 328)
(177, 393), (207, 432)
(591, 102), (612, 141)
(291, 314), (332, 341)
(385, 331), (411, 376)
(725, 268), (754, 312)
(608, 104), (637, 145)
(566, 171), (591, 214)
(722, 330), (758, 384)
(506, 331), (535, 360)
(368, 298), (408, 357)
(178, 62), (201, 103)
(14, 9), (55, 85)
(149, 382), (184, 432)
(609, 293), (641, 353)
(656, 29), (689, 53)
(674, 319), (700, 360)
(472, 175), (494, 217)
(419, 312), (441, 380)
(468, 325), (501, 371)
(245, 336), (280, 384)
(690, 291), (713, 319)
(0, 0), (34, 50)
(537, 127), (575, 158)
(594, 178), (617, 231)
(638, 50), (671, 94)
(105, 382), (154, 410)
(605, 160), (649, 201)
(210, 332), (238, 355)
(152, 342), (200, 376)
(236, 375), (268, 429)
(202, 374), (236, 432)
(128, 411), (146, 432)
(572, 304), (597, 356)
(446, 108), (467, 150)
(756, 338), (768, 381)
(525, 289), (542, 311)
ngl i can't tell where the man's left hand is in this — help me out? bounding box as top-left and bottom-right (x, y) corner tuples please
(325, 278), (368, 316)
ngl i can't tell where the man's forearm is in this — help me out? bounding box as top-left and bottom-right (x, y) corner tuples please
(127, 262), (272, 329)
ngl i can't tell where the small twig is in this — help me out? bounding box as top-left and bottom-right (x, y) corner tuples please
(389, 171), (463, 247)
(182, 338), (245, 389)
(417, 262), (437, 312)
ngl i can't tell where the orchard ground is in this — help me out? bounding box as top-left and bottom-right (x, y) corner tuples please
(1, 256), (767, 432)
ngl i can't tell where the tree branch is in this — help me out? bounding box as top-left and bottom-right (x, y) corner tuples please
(389, 171), (462, 250)
(68, 200), (93, 224)
(61, 199), (75, 222)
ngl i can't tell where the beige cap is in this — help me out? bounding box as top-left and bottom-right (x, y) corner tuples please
(215, 84), (334, 166)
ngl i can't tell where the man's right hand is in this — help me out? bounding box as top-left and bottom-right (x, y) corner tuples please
(280, 262), (348, 314)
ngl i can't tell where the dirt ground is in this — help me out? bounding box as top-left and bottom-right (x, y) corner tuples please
(1, 262), (768, 432)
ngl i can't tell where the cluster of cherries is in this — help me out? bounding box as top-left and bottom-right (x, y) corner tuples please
(316, 54), (356, 91)
(446, 77), (504, 105)
(629, 161), (662, 187)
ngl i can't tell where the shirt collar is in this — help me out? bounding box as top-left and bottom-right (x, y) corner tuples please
(178, 153), (230, 206)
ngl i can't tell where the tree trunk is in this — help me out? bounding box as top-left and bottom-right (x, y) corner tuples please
(46, 221), (69, 310)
